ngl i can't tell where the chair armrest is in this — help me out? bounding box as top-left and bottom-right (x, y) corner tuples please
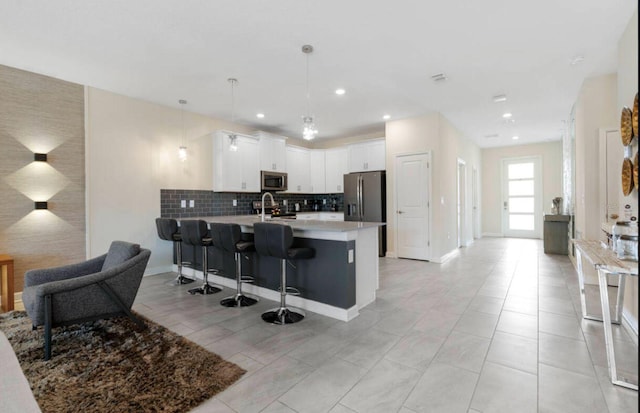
(25, 251), (148, 298)
(24, 254), (107, 287)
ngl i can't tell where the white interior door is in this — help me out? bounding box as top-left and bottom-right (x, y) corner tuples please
(395, 153), (431, 260)
(457, 159), (466, 247)
(472, 166), (479, 239)
(502, 157), (542, 238)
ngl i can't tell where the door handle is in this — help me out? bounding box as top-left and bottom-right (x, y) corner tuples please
(397, 210), (404, 214)
(503, 201), (508, 210)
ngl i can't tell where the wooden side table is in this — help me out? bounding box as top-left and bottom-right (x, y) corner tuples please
(0, 255), (14, 313)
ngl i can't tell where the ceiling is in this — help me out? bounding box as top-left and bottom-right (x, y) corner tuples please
(0, 0), (636, 147)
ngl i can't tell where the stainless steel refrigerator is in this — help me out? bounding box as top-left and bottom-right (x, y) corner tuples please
(344, 170), (386, 256)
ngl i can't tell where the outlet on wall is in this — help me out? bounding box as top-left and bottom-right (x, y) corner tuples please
(304, 199), (307, 205)
(233, 199), (237, 206)
(189, 200), (195, 208)
(180, 200), (186, 208)
(323, 199), (327, 204)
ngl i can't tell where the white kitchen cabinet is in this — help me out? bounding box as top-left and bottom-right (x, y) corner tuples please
(213, 131), (260, 192)
(348, 139), (386, 172)
(309, 150), (326, 193)
(286, 146), (310, 193)
(255, 131), (287, 172)
(325, 147), (348, 193)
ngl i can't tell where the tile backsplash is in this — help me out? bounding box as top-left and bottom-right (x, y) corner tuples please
(161, 189), (344, 218)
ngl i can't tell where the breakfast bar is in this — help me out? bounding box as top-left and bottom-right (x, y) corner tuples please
(176, 216), (384, 321)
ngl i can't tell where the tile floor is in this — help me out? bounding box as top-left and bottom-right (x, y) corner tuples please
(133, 237), (639, 413)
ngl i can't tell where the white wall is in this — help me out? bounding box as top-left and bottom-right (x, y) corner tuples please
(85, 87), (253, 274)
(482, 142), (563, 236)
(385, 113), (481, 261)
(573, 74), (618, 241)
(617, 10), (638, 331)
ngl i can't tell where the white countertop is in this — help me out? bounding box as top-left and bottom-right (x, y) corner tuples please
(189, 215), (383, 233)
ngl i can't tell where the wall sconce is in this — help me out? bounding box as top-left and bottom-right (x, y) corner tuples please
(34, 153), (48, 162)
(34, 201), (48, 210)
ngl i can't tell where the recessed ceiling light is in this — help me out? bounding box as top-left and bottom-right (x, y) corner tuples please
(512, 136), (519, 140)
(256, 113), (265, 118)
(335, 88), (346, 95)
(492, 94), (507, 103)
(431, 73), (447, 82)
(570, 55), (584, 65)
(502, 113), (512, 119)
(383, 114), (391, 120)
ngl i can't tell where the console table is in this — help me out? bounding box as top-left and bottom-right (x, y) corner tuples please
(0, 255), (14, 313)
(573, 240), (638, 390)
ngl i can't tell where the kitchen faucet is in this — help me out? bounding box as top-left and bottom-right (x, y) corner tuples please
(261, 192), (275, 222)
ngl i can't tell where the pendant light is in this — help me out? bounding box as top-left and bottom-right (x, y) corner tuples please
(178, 99), (188, 162)
(302, 45), (318, 140)
(228, 78), (239, 151)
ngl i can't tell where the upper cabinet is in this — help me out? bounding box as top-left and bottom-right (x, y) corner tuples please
(325, 147), (348, 193)
(347, 139), (386, 172)
(212, 131), (260, 192)
(255, 131), (287, 172)
(286, 146), (311, 193)
(309, 150), (326, 193)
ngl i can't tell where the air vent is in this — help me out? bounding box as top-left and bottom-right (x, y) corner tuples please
(431, 73), (447, 82)
(484, 133), (499, 139)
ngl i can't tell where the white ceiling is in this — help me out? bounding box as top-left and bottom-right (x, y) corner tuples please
(0, 0), (636, 147)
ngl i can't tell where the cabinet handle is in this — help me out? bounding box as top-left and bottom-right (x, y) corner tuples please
(338, 185), (341, 191)
(242, 182), (246, 189)
(272, 163), (276, 170)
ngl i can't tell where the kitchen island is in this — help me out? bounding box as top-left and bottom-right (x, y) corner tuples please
(176, 215), (383, 321)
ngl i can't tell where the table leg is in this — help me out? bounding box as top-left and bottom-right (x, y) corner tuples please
(576, 248), (604, 322)
(597, 268), (637, 390)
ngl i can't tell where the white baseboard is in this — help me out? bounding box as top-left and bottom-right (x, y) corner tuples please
(385, 250), (397, 258)
(431, 248), (460, 264)
(482, 232), (504, 237)
(144, 265), (173, 276)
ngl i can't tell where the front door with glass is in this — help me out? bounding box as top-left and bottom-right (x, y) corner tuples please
(502, 157), (542, 238)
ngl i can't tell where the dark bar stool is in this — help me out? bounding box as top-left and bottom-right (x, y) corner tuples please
(210, 223), (259, 307)
(180, 220), (222, 295)
(155, 218), (194, 285)
(253, 222), (315, 324)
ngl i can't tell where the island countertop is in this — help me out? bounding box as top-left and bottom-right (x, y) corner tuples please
(174, 214), (382, 321)
(188, 215), (384, 233)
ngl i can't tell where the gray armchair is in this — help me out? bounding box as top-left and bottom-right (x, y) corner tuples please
(22, 241), (151, 360)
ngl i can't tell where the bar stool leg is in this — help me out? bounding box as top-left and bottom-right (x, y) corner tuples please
(220, 252), (258, 307)
(261, 259), (305, 325)
(189, 245), (221, 295)
(169, 241), (194, 285)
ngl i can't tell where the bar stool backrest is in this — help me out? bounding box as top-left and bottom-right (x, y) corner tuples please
(253, 222), (293, 260)
(180, 220), (209, 246)
(210, 223), (242, 253)
(155, 218), (178, 241)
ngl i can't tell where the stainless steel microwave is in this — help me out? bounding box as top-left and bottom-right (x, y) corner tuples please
(261, 171), (288, 191)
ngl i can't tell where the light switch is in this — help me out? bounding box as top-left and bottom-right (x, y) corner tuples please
(180, 200), (186, 208)
(189, 200), (195, 208)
